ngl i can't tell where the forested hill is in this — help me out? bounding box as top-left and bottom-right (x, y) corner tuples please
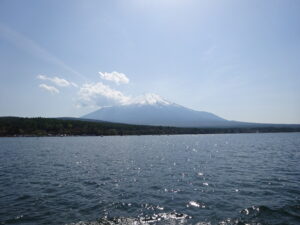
(0, 117), (299, 137)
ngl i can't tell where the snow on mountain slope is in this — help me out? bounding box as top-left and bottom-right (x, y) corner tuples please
(82, 94), (234, 127)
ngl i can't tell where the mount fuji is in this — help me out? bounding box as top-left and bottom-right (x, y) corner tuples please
(82, 94), (241, 127)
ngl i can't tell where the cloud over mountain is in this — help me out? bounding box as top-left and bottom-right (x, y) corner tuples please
(78, 82), (131, 107)
(99, 71), (129, 85)
(36, 71), (170, 109)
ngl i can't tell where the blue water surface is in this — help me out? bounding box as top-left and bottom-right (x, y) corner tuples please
(0, 133), (299, 225)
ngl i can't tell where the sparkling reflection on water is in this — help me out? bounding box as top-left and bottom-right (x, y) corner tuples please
(0, 133), (300, 225)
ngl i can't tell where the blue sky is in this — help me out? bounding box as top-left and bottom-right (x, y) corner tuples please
(0, 0), (299, 123)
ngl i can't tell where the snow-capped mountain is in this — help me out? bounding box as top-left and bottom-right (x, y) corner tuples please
(82, 94), (236, 127)
(127, 93), (171, 106)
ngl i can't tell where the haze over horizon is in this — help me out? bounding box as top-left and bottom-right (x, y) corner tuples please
(0, 0), (299, 124)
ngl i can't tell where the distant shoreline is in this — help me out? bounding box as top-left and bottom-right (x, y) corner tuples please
(1, 117), (300, 137)
(1, 132), (300, 138)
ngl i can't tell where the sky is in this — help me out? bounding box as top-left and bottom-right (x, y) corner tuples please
(0, 0), (299, 124)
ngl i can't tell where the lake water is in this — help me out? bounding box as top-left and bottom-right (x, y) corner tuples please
(0, 133), (299, 225)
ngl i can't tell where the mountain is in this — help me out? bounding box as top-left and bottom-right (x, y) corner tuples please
(82, 94), (240, 127)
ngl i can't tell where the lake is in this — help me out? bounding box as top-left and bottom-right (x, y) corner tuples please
(0, 133), (299, 225)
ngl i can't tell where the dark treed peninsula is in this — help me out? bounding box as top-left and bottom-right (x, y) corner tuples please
(0, 117), (299, 137)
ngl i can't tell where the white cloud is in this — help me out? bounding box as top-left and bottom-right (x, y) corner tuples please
(77, 84), (172, 108)
(78, 82), (131, 107)
(37, 74), (75, 87)
(39, 84), (59, 94)
(99, 71), (129, 85)
(129, 93), (171, 105)
(33, 70), (169, 108)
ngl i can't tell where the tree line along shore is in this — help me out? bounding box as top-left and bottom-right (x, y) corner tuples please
(0, 117), (299, 137)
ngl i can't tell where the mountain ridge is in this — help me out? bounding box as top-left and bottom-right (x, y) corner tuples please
(82, 94), (300, 128)
(81, 96), (252, 128)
